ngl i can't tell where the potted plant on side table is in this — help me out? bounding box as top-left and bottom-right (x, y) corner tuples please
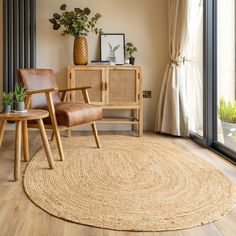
(218, 97), (236, 150)
(126, 42), (138, 65)
(2, 92), (14, 113)
(49, 4), (103, 65)
(14, 84), (26, 112)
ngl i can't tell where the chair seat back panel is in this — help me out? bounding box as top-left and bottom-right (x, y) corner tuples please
(18, 69), (61, 108)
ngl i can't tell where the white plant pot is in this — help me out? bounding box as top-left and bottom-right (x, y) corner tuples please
(221, 121), (236, 151)
(15, 101), (25, 112)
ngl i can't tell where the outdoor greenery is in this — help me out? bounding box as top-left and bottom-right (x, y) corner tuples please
(2, 92), (14, 106)
(126, 42), (138, 58)
(218, 97), (236, 123)
(49, 4), (103, 37)
(14, 84), (26, 102)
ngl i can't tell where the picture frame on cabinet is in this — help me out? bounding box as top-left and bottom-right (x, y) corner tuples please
(100, 33), (125, 65)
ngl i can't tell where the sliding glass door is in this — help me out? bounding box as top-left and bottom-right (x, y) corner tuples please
(191, 0), (236, 164)
(217, 0), (236, 153)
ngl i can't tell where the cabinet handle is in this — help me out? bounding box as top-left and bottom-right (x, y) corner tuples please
(105, 82), (108, 91)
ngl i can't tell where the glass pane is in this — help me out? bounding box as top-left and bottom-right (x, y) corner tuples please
(188, 1), (204, 137)
(217, 0), (236, 151)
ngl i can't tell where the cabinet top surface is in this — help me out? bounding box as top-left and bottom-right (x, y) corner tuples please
(68, 65), (142, 68)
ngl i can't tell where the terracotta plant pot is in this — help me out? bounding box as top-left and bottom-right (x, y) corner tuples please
(73, 37), (88, 65)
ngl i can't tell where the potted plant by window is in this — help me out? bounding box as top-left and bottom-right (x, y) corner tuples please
(49, 4), (103, 65)
(2, 91), (14, 113)
(14, 84), (26, 112)
(126, 42), (137, 65)
(218, 97), (236, 150)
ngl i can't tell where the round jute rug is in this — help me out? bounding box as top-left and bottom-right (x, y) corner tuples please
(23, 135), (235, 232)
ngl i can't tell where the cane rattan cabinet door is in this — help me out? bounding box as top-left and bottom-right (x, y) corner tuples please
(107, 67), (140, 105)
(70, 66), (105, 105)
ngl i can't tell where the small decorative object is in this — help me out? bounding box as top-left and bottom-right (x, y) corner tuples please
(49, 4), (103, 65)
(125, 58), (130, 64)
(100, 34), (125, 65)
(2, 91), (14, 113)
(14, 83), (26, 112)
(126, 42), (138, 65)
(218, 97), (236, 150)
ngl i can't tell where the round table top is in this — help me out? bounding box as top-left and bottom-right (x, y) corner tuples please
(0, 109), (49, 121)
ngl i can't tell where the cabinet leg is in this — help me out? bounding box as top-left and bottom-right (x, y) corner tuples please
(22, 121), (30, 162)
(67, 129), (71, 137)
(132, 109), (138, 132)
(14, 121), (22, 181)
(138, 108), (143, 137)
(37, 119), (55, 169)
(0, 120), (7, 148)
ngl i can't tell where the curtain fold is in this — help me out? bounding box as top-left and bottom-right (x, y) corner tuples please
(155, 0), (202, 137)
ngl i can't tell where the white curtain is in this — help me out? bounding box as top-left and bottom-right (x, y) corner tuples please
(187, 1), (203, 134)
(155, 0), (202, 137)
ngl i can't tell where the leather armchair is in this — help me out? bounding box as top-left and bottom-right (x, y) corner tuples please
(17, 69), (103, 161)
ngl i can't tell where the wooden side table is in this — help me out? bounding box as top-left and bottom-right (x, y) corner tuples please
(0, 109), (55, 181)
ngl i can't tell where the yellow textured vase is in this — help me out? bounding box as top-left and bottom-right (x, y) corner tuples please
(73, 37), (88, 65)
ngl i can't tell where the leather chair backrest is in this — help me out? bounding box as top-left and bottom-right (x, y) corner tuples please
(17, 69), (61, 108)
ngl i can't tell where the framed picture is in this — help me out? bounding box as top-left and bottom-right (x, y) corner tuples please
(100, 33), (125, 65)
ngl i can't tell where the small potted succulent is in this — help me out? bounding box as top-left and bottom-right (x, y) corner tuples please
(2, 91), (14, 113)
(49, 4), (103, 65)
(218, 97), (236, 150)
(14, 83), (26, 112)
(126, 42), (138, 65)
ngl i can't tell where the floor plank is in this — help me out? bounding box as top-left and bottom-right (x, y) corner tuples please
(0, 131), (235, 236)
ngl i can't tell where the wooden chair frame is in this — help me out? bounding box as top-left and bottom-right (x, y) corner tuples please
(25, 86), (101, 162)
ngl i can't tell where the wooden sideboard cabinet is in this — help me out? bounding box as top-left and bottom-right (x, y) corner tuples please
(67, 65), (143, 136)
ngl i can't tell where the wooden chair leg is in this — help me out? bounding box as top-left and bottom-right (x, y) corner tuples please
(0, 120), (7, 148)
(50, 131), (55, 141)
(91, 122), (101, 149)
(37, 119), (55, 169)
(14, 121), (22, 181)
(22, 121), (30, 162)
(46, 93), (65, 161)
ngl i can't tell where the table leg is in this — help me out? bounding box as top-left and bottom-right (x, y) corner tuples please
(22, 120), (30, 162)
(37, 119), (55, 169)
(14, 121), (22, 181)
(0, 120), (7, 148)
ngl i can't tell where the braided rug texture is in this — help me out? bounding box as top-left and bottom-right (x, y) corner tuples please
(23, 135), (235, 231)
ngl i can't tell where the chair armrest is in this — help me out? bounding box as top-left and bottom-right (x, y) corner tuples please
(26, 88), (58, 95)
(25, 88), (58, 110)
(58, 86), (92, 93)
(59, 86), (92, 103)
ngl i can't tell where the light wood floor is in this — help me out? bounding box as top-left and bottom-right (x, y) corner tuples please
(0, 131), (236, 236)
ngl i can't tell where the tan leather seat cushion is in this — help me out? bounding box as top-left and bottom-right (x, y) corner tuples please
(37, 102), (103, 127)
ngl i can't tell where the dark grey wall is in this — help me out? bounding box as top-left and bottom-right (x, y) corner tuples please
(3, 0), (36, 93)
